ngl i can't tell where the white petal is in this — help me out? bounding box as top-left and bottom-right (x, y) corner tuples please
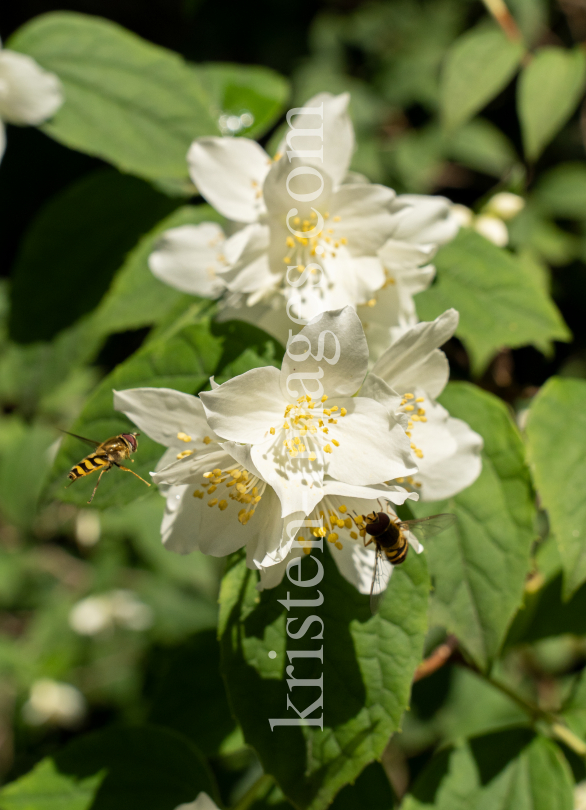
(263, 155), (333, 221)
(277, 91), (354, 188)
(113, 388), (217, 448)
(379, 238), (437, 271)
(251, 438), (325, 518)
(199, 366), (285, 444)
(216, 296), (290, 346)
(148, 223), (227, 298)
(280, 307), (369, 399)
(222, 224), (279, 294)
(257, 545), (304, 591)
(410, 401), (483, 501)
(329, 183), (396, 255)
(152, 447), (226, 486)
(328, 539), (379, 595)
(187, 137), (269, 223)
(325, 397), (417, 485)
(247, 507), (305, 570)
(359, 374), (403, 417)
(0, 50), (63, 125)
(321, 479), (417, 506)
(388, 195), (459, 245)
(371, 310), (458, 398)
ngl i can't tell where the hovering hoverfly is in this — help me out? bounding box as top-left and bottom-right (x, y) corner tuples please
(64, 430), (151, 504)
(361, 509), (456, 613)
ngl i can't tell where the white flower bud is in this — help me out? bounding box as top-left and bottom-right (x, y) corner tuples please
(486, 192), (525, 220)
(474, 214), (509, 247)
(22, 679), (86, 727)
(75, 510), (101, 547)
(69, 595), (113, 636)
(450, 204), (474, 228)
(575, 781), (586, 810)
(110, 590), (154, 631)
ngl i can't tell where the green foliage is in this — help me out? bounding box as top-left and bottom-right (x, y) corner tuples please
(8, 12), (219, 182)
(533, 163), (586, 220)
(46, 315), (221, 509)
(9, 169), (178, 343)
(518, 47), (586, 162)
(411, 384), (535, 669)
(440, 27), (524, 132)
(0, 758), (103, 810)
(219, 549), (429, 810)
(416, 230), (571, 374)
(525, 377), (586, 598)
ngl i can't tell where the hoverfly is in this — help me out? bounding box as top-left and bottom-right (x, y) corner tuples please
(362, 509), (456, 613)
(64, 430), (151, 504)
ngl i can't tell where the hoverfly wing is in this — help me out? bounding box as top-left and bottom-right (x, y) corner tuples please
(59, 429), (101, 448)
(400, 513), (456, 543)
(370, 546), (394, 614)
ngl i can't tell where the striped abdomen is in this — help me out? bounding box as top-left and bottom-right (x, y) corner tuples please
(381, 532), (409, 565)
(68, 454), (110, 481)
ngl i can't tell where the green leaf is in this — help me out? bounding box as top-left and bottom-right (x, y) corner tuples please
(8, 12), (219, 181)
(518, 46), (586, 161)
(219, 546), (429, 810)
(525, 377), (586, 597)
(440, 27), (524, 132)
(533, 162), (586, 220)
(0, 758), (103, 810)
(411, 383), (535, 670)
(9, 169), (178, 344)
(51, 725), (216, 810)
(90, 204), (223, 337)
(46, 316), (222, 509)
(447, 118), (518, 177)
(403, 732), (573, 810)
(0, 420), (55, 528)
(199, 62), (290, 139)
(416, 229), (571, 374)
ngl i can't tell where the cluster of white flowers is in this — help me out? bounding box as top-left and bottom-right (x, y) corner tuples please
(22, 679), (86, 728)
(0, 39), (63, 160)
(115, 91), (484, 595)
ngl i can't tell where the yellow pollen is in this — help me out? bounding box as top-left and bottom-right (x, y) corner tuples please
(208, 499), (218, 507)
(350, 531), (358, 539)
(208, 485), (217, 493)
(193, 490), (204, 499)
(324, 212), (330, 218)
(308, 453), (316, 461)
(404, 405), (414, 412)
(340, 408), (347, 416)
(294, 216), (300, 224)
(297, 265), (304, 273)
(236, 483), (247, 494)
(337, 519), (345, 528)
(203, 472), (213, 479)
(420, 417), (428, 422)
(327, 532), (339, 543)
(303, 547), (312, 555)
(286, 236), (294, 248)
(283, 422), (290, 429)
(332, 439), (340, 447)
(324, 444), (332, 454)
(203, 436), (212, 445)
(176, 450), (193, 459)
(355, 515), (364, 525)
(324, 409), (331, 416)
(404, 393), (414, 399)
(416, 397), (424, 403)
(177, 432), (192, 442)
(230, 470), (241, 479)
(321, 395), (328, 402)
(219, 500), (228, 511)
(212, 468), (222, 476)
(284, 256), (291, 264)
(339, 505), (347, 513)
(367, 299), (376, 307)
(415, 449), (424, 458)
(333, 216), (341, 222)
(340, 237), (348, 245)
(270, 427), (275, 435)
(328, 419), (337, 424)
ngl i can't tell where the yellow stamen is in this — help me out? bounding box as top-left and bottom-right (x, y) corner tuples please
(177, 432), (192, 442)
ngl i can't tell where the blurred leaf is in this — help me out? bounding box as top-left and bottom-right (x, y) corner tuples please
(52, 725), (217, 810)
(390, 125), (446, 193)
(9, 169), (177, 344)
(403, 732), (573, 810)
(46, 316), (221, 509)
(411, 383), (535, 670)
(416, 229), (571, 374)
(440, 27), (524, 132)
(329, 761), (395, 809)
(508, 0), (548, 47)
(508, 207), (581, 266)
(526, 377), (586, 597)
(220, 547), (429, 810)
(0, 758), (103, 810)
(518, 46), (586, 162)
(90, 204), (223, 337)
(8, 12), (218, 181)
(534, 163), (586, 220)
(506, 573), (586, 646)
(447, 118), (518, 177)
(563, 669), (586, 740)
(146, 630), (236, 755)
(199, 62), (289, 138)
(0, 420), (55, 528)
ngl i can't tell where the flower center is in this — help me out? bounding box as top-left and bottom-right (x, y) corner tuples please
(282, 212), (348, 278)
(298, 499), (371, 553)
(173, 432), (216, 460)
(194, 465), (266, 525)
(268, 394), (347, 463)
(398, 392), (426, 460)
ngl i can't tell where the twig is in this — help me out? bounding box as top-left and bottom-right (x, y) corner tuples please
(481, 0), (524, 42)
(413, 635), (459, 682)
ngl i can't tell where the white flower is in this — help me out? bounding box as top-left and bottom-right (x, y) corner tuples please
(364, 309), (483, 501)
(69, 590), (153, 635)
(0, 42), (63, 160)
(114, 382), (414, 573)
(485, 191), (525, 220)
(474, 213), (509, 247)
(198, 307), (416, 518)
(174, 793), (219, 810)
(149, 223), (228, 298)
(22, 679), (86, 728)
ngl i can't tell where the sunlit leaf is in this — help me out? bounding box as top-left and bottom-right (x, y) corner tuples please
(0, 758), (103, 810)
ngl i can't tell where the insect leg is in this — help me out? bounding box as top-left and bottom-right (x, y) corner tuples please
(116, 464), (151, 487)
(364, 537), (374, 547)
(88, 467), (109, 504)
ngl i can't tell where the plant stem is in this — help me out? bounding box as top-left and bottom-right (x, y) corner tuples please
(481, 0), (523, 42)
(232, 774), (274, 810)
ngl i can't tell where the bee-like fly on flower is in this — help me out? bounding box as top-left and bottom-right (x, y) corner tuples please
(64, 430), (151, 503)
(360, 509), (456, 613)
